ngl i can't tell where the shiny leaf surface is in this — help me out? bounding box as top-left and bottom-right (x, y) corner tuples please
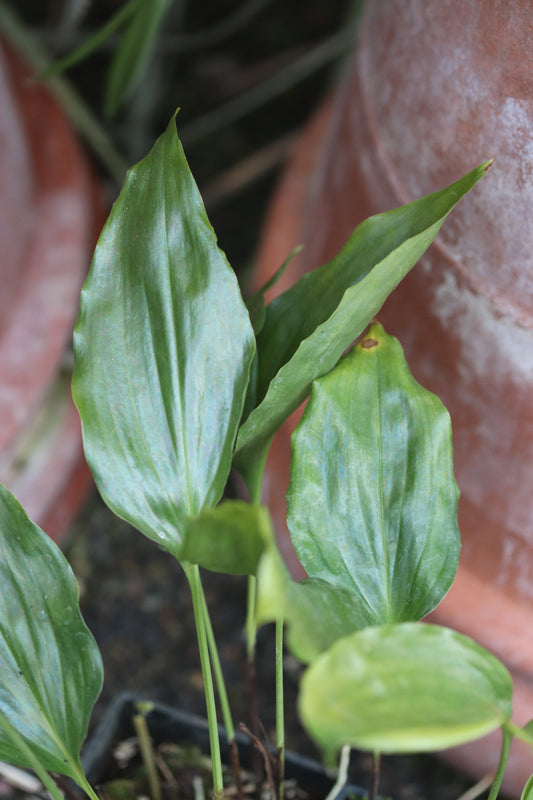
(0, 486), (102, 781)
(234, 162), (491, 480)
(300, 623), (512, 758)
(287, 323), (460, 624)
(73, 116), (255, 558)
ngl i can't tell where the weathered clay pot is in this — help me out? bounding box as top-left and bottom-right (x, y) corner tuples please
(0, 41), (101, 542)
(255, 2), (533, 795)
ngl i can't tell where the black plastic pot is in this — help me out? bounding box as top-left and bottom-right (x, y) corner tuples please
(82, 693), (366, 800)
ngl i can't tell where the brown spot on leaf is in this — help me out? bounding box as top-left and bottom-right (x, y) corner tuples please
(361, 338), (379, 349)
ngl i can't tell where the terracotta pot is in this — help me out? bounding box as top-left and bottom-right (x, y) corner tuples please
(0, 40), (101, 543)
(255, 2), (533, 795)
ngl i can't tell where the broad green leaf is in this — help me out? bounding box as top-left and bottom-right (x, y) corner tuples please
(73, 116), (255, 558)
(287, 323), (460, 625)
(105, 0), (173, 115)
(0, 485), (103, 782)
(234, 162), (491, 481)
(299, 623), (512, 759)
(256, 548), (366, 663)
(180, 502), (273, 575)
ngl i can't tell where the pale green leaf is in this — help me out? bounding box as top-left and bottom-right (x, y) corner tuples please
(73, 115), (255, 558)
(299, 623), (512, 759)
(256, 548), (366, 663)
(234, 162), (491, 481)
(180, 502), (273, 575)
(287, 323), (460, 624)
(0, 486), (103, 782)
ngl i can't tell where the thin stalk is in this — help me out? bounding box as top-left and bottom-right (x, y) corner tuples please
(275, 619), (285, 800)
(246, 574), (258, 660)
(487, 727), (512, 800)
(133, 707), (161, 800)
(324, 745), (351, 800)
(185, 563), (224, 798)
(198, 577), (235, 741)
(245, 453), (265, 734)
(0, 714), (67, 800)
(369, 752), (381, 800)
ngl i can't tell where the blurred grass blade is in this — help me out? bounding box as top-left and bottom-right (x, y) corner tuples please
(39, 0), (141, 81)
(105, 0), (174, 116)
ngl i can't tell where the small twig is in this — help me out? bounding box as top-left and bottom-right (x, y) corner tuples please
(202, 132), (296, 211)
(192, 774), (206, 800)
(230, 738), (245, 800)
(456, 771), (496, 800)
(154, 750), (179, 793)
(369, 752), (381, 800)
(323, 745), (351, 800)
(239, 723), (277, 800)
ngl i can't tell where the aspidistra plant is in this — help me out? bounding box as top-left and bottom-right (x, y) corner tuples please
(1, 113), (530, 800)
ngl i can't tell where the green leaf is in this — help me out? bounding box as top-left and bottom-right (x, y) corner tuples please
(105, 0), (173, 116)
(287, 323), (460, 625)
(0, 485), (103, 782)
(73, 115), (255, 558)
(299, 623), (513, 759)
(234, 162), (491, 481)
(180, 502), (273, 575)
(256, 548), (366, 663)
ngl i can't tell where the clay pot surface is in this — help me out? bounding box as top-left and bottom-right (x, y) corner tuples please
(0, 41), (100, 541)
(255, 2), (533, 795)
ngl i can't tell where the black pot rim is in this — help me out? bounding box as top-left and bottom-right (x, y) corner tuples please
(82, 692), (366, 800)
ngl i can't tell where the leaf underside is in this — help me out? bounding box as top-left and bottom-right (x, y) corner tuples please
(299, 623), (512, 759)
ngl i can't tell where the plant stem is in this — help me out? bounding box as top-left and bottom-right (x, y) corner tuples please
(487, 727), (512, 800)
(0, 713), (67, 800)
(246, 574), (258, 660)
(133, 707), (161, 800)
(324, 745), (351, 800)
(369, 752), (381, 800)
(275, 619), (285, 800)
(198, 576), (235, 741)
(185, 563), (224, 799)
